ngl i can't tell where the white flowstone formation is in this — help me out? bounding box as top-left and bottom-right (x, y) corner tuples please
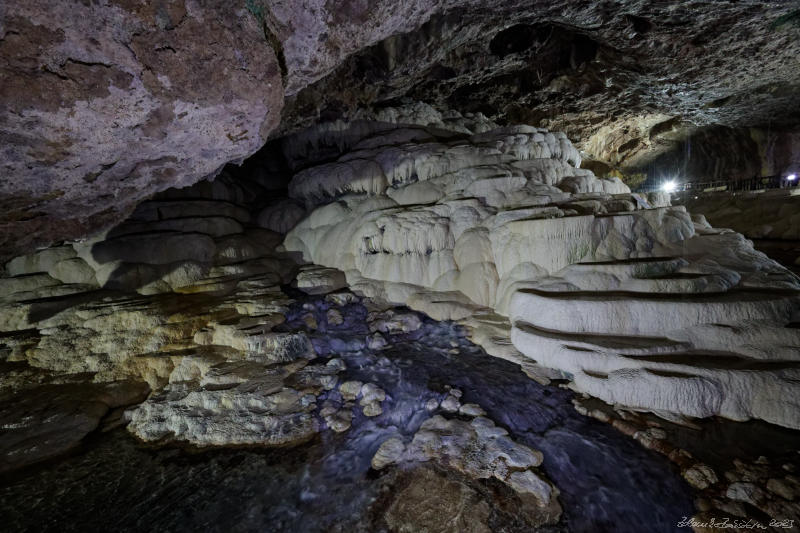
(0, 178), (332, 458)
(283, 120), (800, 429)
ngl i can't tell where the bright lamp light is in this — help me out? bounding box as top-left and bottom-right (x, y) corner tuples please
(661, 180), (677, 193)
(788, 174), (797, 181)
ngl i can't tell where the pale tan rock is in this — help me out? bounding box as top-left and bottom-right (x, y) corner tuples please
(371, 437), (407, 470)
(326, 308), (344, 326)
(5, 247), (77, 277)
(683, 464), (719, 490)
(383, 467), (492, 533)
(339, 380), (363, 401)
(324, 408), (353, 433)
(459, 403), (487, 417)
(766, 478), (795, 501)
(362, 401), (383, 417)
(359, 383), (386, 405)
(295, 265), (347, 295)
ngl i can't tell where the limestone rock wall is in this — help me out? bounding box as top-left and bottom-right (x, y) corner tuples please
(283, 120), (800, 429)
(684, 190), (800, 241)
(4, 1), (800, 261)
(0, 0), (283, 260)
(0, 175), (344, 469)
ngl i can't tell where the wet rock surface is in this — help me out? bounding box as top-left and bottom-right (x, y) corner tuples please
(0, 290), (697, 532)
(0, 379), (148, 473)
(1, 109), (799, 531)
(573, 395), (800, 532)
(282, 117), (800, 428)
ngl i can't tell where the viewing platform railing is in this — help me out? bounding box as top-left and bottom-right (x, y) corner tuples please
(637, 175), (799, 194)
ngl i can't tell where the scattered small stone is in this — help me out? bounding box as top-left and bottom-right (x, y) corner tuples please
(326, 308), (344, 326)
(326, 358), (346, 372)
(726, 482), (767, 506)
(571, 399), (588, 416)
(362, 401), (383, 417)
(589, 409), (611, 423)
(682, 463), (719, 490)
(440, 395), (461, 413)
(371, 437), (406, 469)
(339, 380), (363, 401)
(611, 419), (637, 437)
(459, 403), (486, 417)
(367, 311), (422, 334)
(359, 383), (386, 405)
(633, 430), (673, 455)
(325, 292), (359, 306)
(425, 398), (440, 411)
(766, 478), (795, 500)
(446, 387), (463, 399)
(366, 332), (387, 350)
(302, 313), (318, 329)
(324, 409), (353, 433)
(320, 403), (338, 418)
(668, 448), (694, 468)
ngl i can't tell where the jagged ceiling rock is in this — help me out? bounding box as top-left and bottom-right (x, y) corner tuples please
(278, 1), (800, 177)
(3, 0), (800, 259)
(0, 0), (282, 260)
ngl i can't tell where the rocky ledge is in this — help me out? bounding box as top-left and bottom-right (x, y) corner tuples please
(281, 117), (800, 429)
(0, 167), (564, 530)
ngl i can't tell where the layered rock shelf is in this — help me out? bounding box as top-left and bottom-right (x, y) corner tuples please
(283, 119), (800, 429)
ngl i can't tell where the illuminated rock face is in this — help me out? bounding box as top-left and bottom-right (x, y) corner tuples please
(0, 0), (284, 261)
(284, 118), (800, 428)
(4, 0), (800, 261)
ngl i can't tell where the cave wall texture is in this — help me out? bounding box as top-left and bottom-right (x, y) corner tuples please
(2, 0), (800, 260)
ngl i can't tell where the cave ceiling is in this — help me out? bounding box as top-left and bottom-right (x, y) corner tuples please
(1, 0), (799, 259)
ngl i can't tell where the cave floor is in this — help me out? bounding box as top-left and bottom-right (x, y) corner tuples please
(0, 293), (703, 533)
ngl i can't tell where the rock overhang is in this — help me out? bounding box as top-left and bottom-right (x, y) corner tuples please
(3, 1), (800, 258)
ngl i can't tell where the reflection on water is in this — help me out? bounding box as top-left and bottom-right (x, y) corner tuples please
(0, 297), (694, 532)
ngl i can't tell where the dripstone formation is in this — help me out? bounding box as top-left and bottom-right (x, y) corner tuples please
(282, 114), (800, 429)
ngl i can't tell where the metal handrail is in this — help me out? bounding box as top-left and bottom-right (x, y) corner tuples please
(638, 175), (799, 194)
